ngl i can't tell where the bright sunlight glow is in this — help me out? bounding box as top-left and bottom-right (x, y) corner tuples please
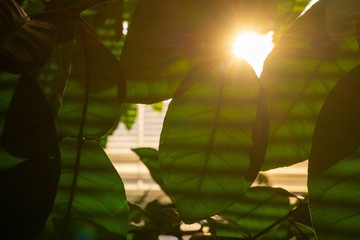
(232, 31), (274, 77)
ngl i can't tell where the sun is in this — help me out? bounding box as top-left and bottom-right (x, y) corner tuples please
(232, 31), (274, 77)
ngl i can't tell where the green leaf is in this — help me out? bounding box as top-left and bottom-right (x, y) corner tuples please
(0, 72), (19, 136)
(0, 0), (56, 73)
(308, 153), (360, 240)
(271, 0), (313, 40)
(308, 64), (360, 239)
(132, 147), (164, 189)
(36, 39), (76, 115)
(310, 64), (360, 172)
(216, 187), (292, 239)
(260, 0), (360, 170)
(2, 73), (59, 159)
(151, 101), (163, 112)
(0, 73), (26, 171)
(58, 22), (124, 139)
(81, 0), (124, 57)
(120, 0), (276, 103)
(38, 138), (128, 239)
(159, 58), (265, 223)
(120, 103), (137, 130)
(290, 222), (317, 240)
(0, 154), (60, 239)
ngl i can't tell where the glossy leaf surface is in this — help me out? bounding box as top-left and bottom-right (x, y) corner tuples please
(260, 0), (360, 169)
(38, 138), (128, 239)
(58, 22), (124, 139)
(159, 58), (265, 223)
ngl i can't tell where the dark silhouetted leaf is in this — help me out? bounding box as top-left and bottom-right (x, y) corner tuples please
(0, 153), (60, 239)
(0, 71), (25, 171)
(0, 0), (56, 73)
(2, 73), (59, 159)
(308, 63), (360, 239)
(0, 72), (19, 136)
(159, 58), (266, 223)
(310, 64), (360, 172)
(58, 22), (125, 139)
(260, 0), (360, 170)
(38, 138), (128, 239)
(214, 187), (292, 239)
(308, 152), (360, 240)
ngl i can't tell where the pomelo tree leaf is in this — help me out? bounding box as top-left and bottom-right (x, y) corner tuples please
(310, 64), (360, 172)
(2, 73), (59, 159)
(0, 154), (60, 240)
(308, 154), (360, 240)
(0, 71), (60, 239)
(120, 0), (277, 103)
(260, 0), (360, 170)
(308, 64), (360, 239)
(120, 103), (137, 130)
(0, 72), (19, 140)
(81, 0), (124, 58)
(58, 21), (125, 139)
(0, 0), (56, 73)
(159, 58), (266, 223)
(214, 187), (292, 239)
(38, 138), (128, 239)
(132, 147), (164, 189)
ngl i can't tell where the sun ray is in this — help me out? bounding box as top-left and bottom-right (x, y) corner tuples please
(232, 31), (274, 77)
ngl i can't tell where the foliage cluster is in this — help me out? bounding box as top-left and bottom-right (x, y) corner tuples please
(1, 0), (360, 239)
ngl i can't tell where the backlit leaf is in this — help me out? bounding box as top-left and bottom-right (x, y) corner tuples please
(120, 103), (137, 130)
(215, 187), (292, 239)
(120, 0), (276, 103)
(260, 0), (360, 170)
(81, 0), (124, 57)
(132, 147), (164, 189)
(308, 153), (360, 239)
(38, 138), (128, 239)
(58, 22), (124, 139)
(159, 58), (265, 223)
(308, 63), (360, 239)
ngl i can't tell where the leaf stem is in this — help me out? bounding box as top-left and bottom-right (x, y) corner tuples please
(60, 25), (91, 239)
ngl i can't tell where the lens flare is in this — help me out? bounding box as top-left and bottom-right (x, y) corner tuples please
(232, 31), (274, 76)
